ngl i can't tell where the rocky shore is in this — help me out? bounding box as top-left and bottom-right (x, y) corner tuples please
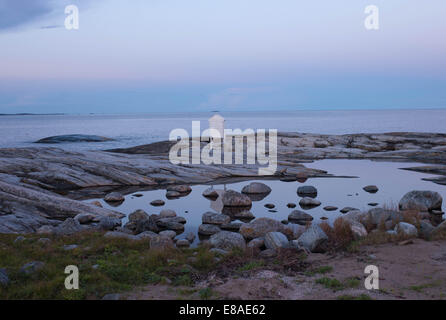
(1, 131), (446, 234)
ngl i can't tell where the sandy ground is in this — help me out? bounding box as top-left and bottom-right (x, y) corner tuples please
(125, 239), (446, 300)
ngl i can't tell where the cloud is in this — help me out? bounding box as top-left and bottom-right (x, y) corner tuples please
(0, 0), (55, 31)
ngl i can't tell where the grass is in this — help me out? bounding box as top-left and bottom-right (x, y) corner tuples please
(237, 260), (265, 272)
(408, 281), (441, 292)
(337, 294), (372, 300)
(198, 287), (214, 300)
(315, 276), (361, 291)
(305, 265), (333, 276)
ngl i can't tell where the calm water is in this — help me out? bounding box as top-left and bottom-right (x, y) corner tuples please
(1, 109), (446, 150)
(87, 159), (446, 245)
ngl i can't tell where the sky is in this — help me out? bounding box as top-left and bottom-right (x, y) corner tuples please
(0, 0), (445, 114)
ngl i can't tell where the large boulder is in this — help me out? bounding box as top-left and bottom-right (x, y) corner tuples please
(241, 182), (271, 194)
(366, 208), (401, 227)
(297, 186), (318, 198)
(288, 210), (313, 225)
(54, 218), (85, 235)
(222, 190), (252, 207)
(239, 218), (287, 240)
(395, 222), (418, 237)
(198, 224), (221, 236)
(124, 210), (158, 233)
(264, 232), (289, 250)
(202, 212), (231, 225)
(296, 225), (328, 253)
(399, 191), (442, 212)
(210, 231), (246, 251)
(98, 216), (122, 231)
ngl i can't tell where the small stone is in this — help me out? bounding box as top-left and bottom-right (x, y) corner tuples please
(104, 192), (124, 202)
(160, 209), (177, 218)
(340, 207), (358, 214)
(264, 203), (275, 209)
(176, 239), (190, 248)
(159, 230), (177, 239)
(287, 203), (296, 208)
(166, 185), (192, 193)
(241, 182), (272, 194)
(259, 249), (277, 258)
(222, 190), (252, 207)
(323, 206), (338, 211)
(363, 185), (379, 193)
(288, 210), (313, 225)
(37, 225), (54, 234)
(202, 188), (219, 199)
(133, 194), (143, 197)
(209, 248), (229, 255)
(166, 191), (181, 198)
(198, 224), (221, 236)
(202, 212), (231, 225)
(299, 197), (321, 208)
(21, 261), (45, 275)
(150, 199), (165, 206)
(297, 186), (318, 198)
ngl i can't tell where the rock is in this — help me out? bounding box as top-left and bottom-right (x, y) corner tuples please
(74, 213), (96, 224)
(432, 220), (446, 238)
(399, 190), (443, 212)
(222, 190), (252, 207)
(185, 232), (196, 243)
(340, 207), (358, 214)
(176, 239), (190, 248)
(287, 203), (296, 208)
(150, 199), (165, 206)
(314, 140), (330, 148)
(283, 224), (306, 240)
(398, 239), (414, 246)
(198, 224), (221, 236)
(419, 220), (435, 239)
(156, 217), (185, 232)
(233, 211), (255, 221)
(395, 222), (418, 237)
(54, 218), (85, 235)
(367, 208), (400, 227)
(125, 210), (158, 234)
(159, 230), (177, 239)
(135, 231), (158, 240)
(241, 182), (271, 194)
(247, 238), (265, 249)
(299, 197), (321, 208)
(98, 216), (122, 231)
(368, 203), (379, 207)
(166, 191), (181, 198)
(35, 134), (114, 144)
(288, 210), (313, 225)
(386, 230), (397, 236)
(14, 236), (26, 243)
(63, 244), (79, 251)
(149, 236), (174, 249)
(37, 225), (54, 234)
(264, 232), (289, 250)
(0, 268), (9, 286)
(159, 209), (177, 218)
(202, 212), (231, 225)
(203, 188), (219, 199)
(259, 249), (277, 258)
(297, 186), (318, 198)
(21, 261), (45, 275)
(91, 201), (103, 207)
(104, 192), (125, 202)
(341, 210), (366, 223)
(296, 225), (328, 253)
(37, 238), (51, 245)
(323, 206), (338, 211)
(363, 185), (379, 193)
(133, 194), (143, 197)
(264, 203), (275, 209)
(166, 185), (191, 193)
(129, 209), (149, 221)
(209, 248), (229, 255)
(239, 218), (287, 240)
(104, 231), (139, 240)
(102, 293), (121, 300)
(347, 220), (368, 240)
(220, 222), (243, 232)
(210, 231), (246, 251)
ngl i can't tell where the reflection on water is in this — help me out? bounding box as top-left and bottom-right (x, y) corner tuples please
(86, 160), (446, 246)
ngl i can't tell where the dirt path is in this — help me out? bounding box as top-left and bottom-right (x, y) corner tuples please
(126, 239), (446, 300)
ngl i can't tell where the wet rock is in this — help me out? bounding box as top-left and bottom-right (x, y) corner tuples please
(296, 225), (328, 253)
(166, 191), (181, 198)
(150, 199), (165, 206)
(202, 212), (231, 225)
(264, 204), (275, 209)
(222, 190), (252, 207)
(239, 217), (287, 240)
(264, 232), (289, 250)
(185, 232), (196, 243)
(395, 222), (418, 237)
(323, 206), (338, 211)
(340, 207), (358, 214)
(54, 218), (85, 235)
(166, 185), (192, 193)
(149, 236), (174, 249)
(220, 222), (243, 232)
(98, 216), (122, 231)
(297, 186), (318, 198)
(104, 192), (125, 203)
(210, 231), (246, 251)
(399, 190), (442, 212)
(368, 203), (379, 207)
(159, 230), (177, 239)
(288, 210), (313, 225)
(241, 182), (271, 194)
(21, 261), (45, 275)
(363, 185), (379, 193)
(202, 188), (219, 199)
(74, 213), (96, 225)
(35, 134), (113, 144)
(125, 210), (158, 234)
(299, 197), (321, 208)
(133, 194), (143, 197)
(233, 211), (255, 221)
(159, 209), (177, 218)
(0, 268), (9, 286)
(198, 224), (221, 236)
(156, 217), (185, 232)
(287, 203), (296, 208)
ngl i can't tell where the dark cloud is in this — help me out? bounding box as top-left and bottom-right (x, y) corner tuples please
(0, 0), (54, 30)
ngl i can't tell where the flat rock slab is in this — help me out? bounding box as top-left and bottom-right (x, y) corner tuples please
(35, 135), (114, 144)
